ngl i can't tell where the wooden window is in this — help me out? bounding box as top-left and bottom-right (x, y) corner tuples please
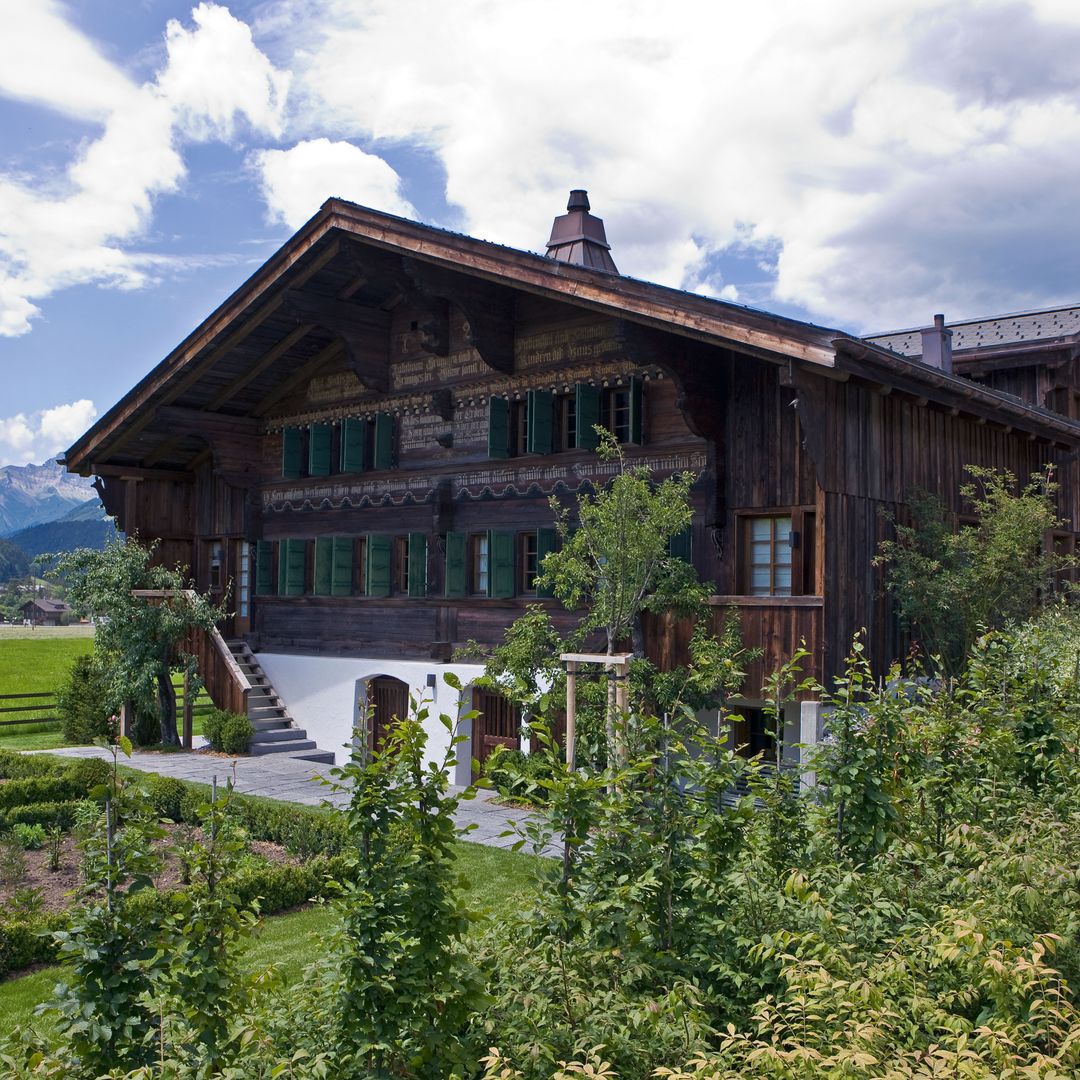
(601, 377), (643, 445)
(469, 533), (490, 595)
(366, 535), (392, 597)
(208, 541), (224, 592)
(520, 532), (539, 593)
(526, 389), (554, 454)
(393, 536), (409, 593)
(354, 537), (368, 595)
(281, 427), (303, 479)
(237, 541), (251, 618)
(277, 538), (307, 596)
(511, 400), (529, 456)
(557, 394), (577, 451)
(445, 532), (467, 598)
(255, 540), (275, 596)
(488, 530), (516, 598)
(340, 418), (367, 473)
(743, 515), (793, 596)
(407, 532), (428, 597)
(373, 412), (395, 470)
(308, 423), (333, 477)
(488, 396), (510, 459)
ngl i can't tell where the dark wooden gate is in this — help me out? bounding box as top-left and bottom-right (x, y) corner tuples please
(473, 688), (522, 770)
(369, 675), (409, 749)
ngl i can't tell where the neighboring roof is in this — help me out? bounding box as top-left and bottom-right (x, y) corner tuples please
(20, 598), (70, 613)
(866, 304), (1080, 357)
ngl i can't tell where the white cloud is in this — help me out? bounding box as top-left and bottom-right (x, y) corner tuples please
(278, 0), (1080, 330)
(0, 3), (290, 338)
(254, 137), (415, 228)
(0, 399), (97, 468)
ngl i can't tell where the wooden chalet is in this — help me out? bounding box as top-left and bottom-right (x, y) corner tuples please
(62, 191), (1080, 767)
(18, 597), (71, 627)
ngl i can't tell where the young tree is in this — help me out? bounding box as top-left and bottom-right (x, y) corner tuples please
(50, 537), (225, 745)
(876, 465), (1073, 673)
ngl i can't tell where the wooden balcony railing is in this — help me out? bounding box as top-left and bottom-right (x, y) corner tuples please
(641, 595), (824, 699)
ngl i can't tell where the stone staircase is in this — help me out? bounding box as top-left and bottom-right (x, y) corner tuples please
(225, 640), (334, 765)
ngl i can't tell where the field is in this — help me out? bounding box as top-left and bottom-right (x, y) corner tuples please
(0, 626), (212, 749)
(0, 840), (538, 1034)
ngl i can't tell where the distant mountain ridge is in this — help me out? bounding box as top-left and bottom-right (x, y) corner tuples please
(0, 460), (97, 536)
(9, 500), (117, 562)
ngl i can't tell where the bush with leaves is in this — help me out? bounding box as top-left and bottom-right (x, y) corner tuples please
(55, 654), (114, 744)
(202, 707), (256, 754)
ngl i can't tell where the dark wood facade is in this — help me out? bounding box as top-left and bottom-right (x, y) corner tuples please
(64, 199), (1080, 711)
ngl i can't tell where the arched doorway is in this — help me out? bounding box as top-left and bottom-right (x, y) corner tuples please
(473, 687), (522, 771)
(367, 675), (410, 750)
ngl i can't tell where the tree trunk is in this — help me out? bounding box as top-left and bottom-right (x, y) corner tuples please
(157, 664), (180, 746)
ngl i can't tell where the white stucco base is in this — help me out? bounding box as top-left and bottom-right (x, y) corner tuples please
(254, 653), (489, 782)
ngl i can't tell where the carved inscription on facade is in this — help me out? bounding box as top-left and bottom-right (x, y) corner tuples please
(453, 405), (488, 446)
(400, 413), (453, 452)
(307, 371), (366, 404)
(391, 349), (487, 390)
(516, 323), (623, 370)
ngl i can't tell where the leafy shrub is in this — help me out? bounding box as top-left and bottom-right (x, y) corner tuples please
(483, 745), (555, 805)
(0, 777), (82, 811)
(202, 708), (255, 754)
(0, 838), (25, 886)
(2, 801), (78, 831)
(146, 776), (187, 822)
(55, 654), (114, 744)
(0, 751), (61, 780)
(63, 756), (110, 792)
(11, 823), (46, 850)
(0, 914), (66, 976)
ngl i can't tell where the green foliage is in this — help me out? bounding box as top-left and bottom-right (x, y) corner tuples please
(482, 745), (556, 805)
(63, 755), (110, 792)
(9, 823), (45, 850)
(55, 654), (114, 744)
(0, 539), (30, 584)
(0, 750), (60, 780)
(876, 465), (1071, 672)
(202, 707), (255, 754)
(48, 536), (225, 745)
(145, 775), (187, 822)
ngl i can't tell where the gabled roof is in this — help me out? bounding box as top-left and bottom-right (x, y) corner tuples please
(63, 198), (1080, 474)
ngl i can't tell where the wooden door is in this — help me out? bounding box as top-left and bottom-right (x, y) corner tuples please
(473, 688), (522, 771)
(369, 676), (409, 750)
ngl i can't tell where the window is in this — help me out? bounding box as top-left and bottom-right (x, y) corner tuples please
(512, 400), (529, 457)
(238, 541), (250, 617)
(470, 533), (490, 595)
(604, 387), (632, 444)
(208, 541), (224, 592)
(744, 515), (793, 596)
(393, 536), (409, 594)
(557, 393), (577, 451)
(520, 532), (539, 593)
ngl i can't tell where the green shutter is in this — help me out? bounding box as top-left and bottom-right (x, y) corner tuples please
(527, 389), (554, 454)
(313, 537), (333, 595)
(367, 535), (392, 597)
(281, 427), (302, 479)
(488, 396), (509, 459)
(488, 530), (515, 599)
(628, 376), (643, 445)
(278, 539), (306, 596)
(669, 526), (692, 562)
(536, 527), (558, 599)
(408, 532), (428, 597)
(373, 412), (395, 470)
(340, 417), (367, 473)
(255, 541), (274, 595)
(331, 537), (353, 596)
(308, 423), (332, 476)
(576, 383), (601, 451)
(444, 531), (467, 598)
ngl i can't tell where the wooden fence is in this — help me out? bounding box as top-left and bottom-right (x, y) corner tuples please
(0, 692), (59, 729)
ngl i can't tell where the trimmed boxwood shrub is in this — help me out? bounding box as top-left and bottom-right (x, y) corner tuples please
(202, 709), (255, 754)
(1, 800), (79, 831)
(63, 756), (110, 791)
(0, 751), (62, 780)
(0, 777), (83, 810)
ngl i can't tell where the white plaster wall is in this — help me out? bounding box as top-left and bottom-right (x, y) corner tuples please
(255, 652), (486, 779)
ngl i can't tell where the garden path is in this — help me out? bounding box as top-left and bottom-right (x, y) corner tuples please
(37, 747), (549, 854)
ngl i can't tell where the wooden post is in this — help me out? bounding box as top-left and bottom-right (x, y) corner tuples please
(614, 656), (629, 767)
(182, 670), (193, 750)
(564, 660), (577, 769)
(120, 700), (133, 739)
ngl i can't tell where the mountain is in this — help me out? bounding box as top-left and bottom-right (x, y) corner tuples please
(0, 460), (97, 536)
(8, 500), (116, 562)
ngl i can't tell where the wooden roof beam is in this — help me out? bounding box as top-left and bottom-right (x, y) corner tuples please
(89, 463), (194, 483)
(253, 340), (344, 418)
(206, 323), (315, 411)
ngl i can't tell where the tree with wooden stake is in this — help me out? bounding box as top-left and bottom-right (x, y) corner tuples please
(538, 430), (700, 764)
(49, 537), (225, 746)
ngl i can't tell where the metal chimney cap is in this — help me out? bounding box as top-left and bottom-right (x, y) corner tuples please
(567, 189), (591, 212)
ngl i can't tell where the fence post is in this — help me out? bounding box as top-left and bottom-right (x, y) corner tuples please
(182, 670), (193, 750)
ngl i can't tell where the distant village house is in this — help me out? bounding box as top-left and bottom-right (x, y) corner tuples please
(19, 598), (71, 627)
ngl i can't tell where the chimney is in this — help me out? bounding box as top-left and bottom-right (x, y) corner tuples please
(545, 189), (618, 273)
(920, 313), (953, 374)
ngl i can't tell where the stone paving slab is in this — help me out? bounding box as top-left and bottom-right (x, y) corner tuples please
(37, 746), (553, 855)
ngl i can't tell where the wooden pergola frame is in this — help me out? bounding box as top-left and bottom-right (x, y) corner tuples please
(560, 651), (634, 768)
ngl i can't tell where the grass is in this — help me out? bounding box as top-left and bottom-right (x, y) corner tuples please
(0, 631), (213, 750)
(0, 839), (542, 1035)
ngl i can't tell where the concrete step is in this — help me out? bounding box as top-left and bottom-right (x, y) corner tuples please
(252, 718), (291, 731)
(249, 739), (320, 756)
(248, 702), (286, 715)
(250, 727), (311, 744)
(291, 748), (336, 765)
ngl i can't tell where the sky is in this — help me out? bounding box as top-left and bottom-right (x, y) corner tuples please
(2, 0), (1080, 468)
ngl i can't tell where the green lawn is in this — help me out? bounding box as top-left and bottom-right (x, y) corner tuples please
(0, 840), (542, 1035)
(0, 631), (213, 749)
